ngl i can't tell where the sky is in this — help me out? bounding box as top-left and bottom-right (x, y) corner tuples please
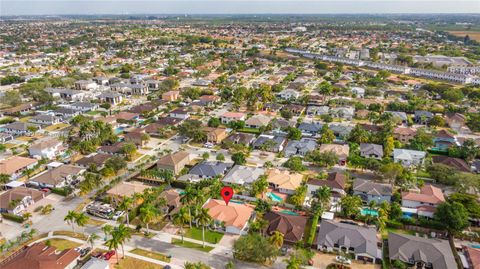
(1, 0), (479, 16)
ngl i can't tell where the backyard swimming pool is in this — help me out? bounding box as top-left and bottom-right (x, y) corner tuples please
(360, 208), (379, 217)
(280, 210), (300, 216)
(267, 192), (283, 202)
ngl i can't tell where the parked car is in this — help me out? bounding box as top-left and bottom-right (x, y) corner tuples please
(103, 250), (116, 260)
(112, 211), (125, 221)
(80, 247), (92, 257)
(336, 256), (352, 265)
(203, 142), (214, 148)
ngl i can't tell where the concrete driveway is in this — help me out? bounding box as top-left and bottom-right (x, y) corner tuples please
(312, 252), (380, 269)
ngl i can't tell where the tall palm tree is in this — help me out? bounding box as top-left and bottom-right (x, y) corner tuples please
(115, 224), (132, 259)
(105, 232), (121, 264)
(139, 203), (158, 234)
(366, 200), (377, 225)
(172, 208), (190, 243)
(284, 255), (302, 269)
(74, 212), (89, 234)
(180, 186), (196, 228)
(118, 197), (133, 226)
(102, 224), (113, 241)
(314, 186), (331, 209)
(268, 231), (284, 249)
(195, 208), (212, 248)
(64, 210), (78, 234)
(87, 233), (100, 248)
(0, 174), (10, 190)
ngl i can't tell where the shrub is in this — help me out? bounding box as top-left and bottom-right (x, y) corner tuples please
(386, 220), (403, 229)
(51, 187), (72, 196)
(2, 213), (25, 223)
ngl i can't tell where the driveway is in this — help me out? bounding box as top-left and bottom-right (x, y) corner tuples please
(312, 252), (380, 269)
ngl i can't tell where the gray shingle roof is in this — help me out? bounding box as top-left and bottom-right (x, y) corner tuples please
(388, 233), (456, 269)
(353, 179), (392, 197)
(190, 161), (233, 178)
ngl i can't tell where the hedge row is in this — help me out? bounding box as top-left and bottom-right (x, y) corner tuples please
(2, 213), (25, 223)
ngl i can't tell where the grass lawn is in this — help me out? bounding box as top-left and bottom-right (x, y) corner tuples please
(183, 227), (223, 244)
(171, 238), (213, 252)
(114, 256), (164, 269)
(44, 123), (70, 132)
(53, 231), (88, 240)
(131, 248), (171, 262)
(381, 227), (415, 239)
(46, 238), (81, 251)
(237, 128), (261, 134)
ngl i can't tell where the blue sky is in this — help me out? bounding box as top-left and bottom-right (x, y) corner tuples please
(1, 0), (479, 15)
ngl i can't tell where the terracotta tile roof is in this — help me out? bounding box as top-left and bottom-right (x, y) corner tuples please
(432, 155), (471, 173)
(203, 199), (254, 230)
(0, 187), (44, 210)
(157, 151), (190, 167)
(308, 172), (346, 190)
(0, 156), (37, 175)
(465, 246), (480, 269)
(402, 185), (445, 205)
(0, 242), (80, 269)
(394, 127), (416, 135)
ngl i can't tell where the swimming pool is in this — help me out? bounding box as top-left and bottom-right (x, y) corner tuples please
(267, 192), (283, 202)
(402, 212), (414, 219)
(360, 208), (379, 217)
(115, 127), (125, 134)
(471, 245), (480, 249)
(280, 210), (300, 216)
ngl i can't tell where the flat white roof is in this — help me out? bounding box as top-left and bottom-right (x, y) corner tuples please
(5, 181), (26, 188)
(321, 211), (335, 220)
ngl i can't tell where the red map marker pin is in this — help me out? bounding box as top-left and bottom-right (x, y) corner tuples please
(220, 186), (234, 205)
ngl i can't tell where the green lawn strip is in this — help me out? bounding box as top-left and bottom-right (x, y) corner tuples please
(171, 238), (213, 252)
(183, 227), (224, 244)
(130, 248), (171, 262)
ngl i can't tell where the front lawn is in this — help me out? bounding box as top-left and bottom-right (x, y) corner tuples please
(237, 128), (261, 134)
(171, 238), (213, 252)
(183, 227), (223, 244)
(114, 256), (164, 269)
(46, 238), (81, 251)
(131, 248), (171, 262)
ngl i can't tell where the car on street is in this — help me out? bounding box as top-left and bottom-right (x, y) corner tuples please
(112, 211), (125, 221)
(336, 256), (352, 265)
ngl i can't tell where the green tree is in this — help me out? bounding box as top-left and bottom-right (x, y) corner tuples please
(318, 125), (335, 144)
(1, 90), (22, 106)
(74, 212), (89, 234)
(172, 207), (190, 243)
(118, 197), (133, 226)
(231, 152), (246, 165)
(64, 211), (78, 234)
(208, 117), (221, 128)
(434, 201), (469, 234)
(287, 127), (302, 140)
(283, 157), (306, 172)
(121, 143), (137, 161)
(383, 136), (395, 157)
(139, 203), (158, 234)
(305, 150), (338, 167)
(251, 175), (269, 197)
(288, 185), (307, 208)
(180, 186), (196, 228)
(178, 120), (207, 143)
(233, 233), (278, 264)
(268, 231), (284, 249)
(340, 196), (362, 218)
(216, 153), (225, 161)
(202, 152), (210, 160)
(196, 208), (213, 248)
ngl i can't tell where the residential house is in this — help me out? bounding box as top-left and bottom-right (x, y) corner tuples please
(277, 89), (301, 100)
(351, 87), (365, 98)
(316, 220), (382, 263)
(45, 88), (87, 102)
(162, 91), (180, 102)
(75, 80), (97, 91)
(245, 114), (271, 129)
(28, 137), (64, 159)
(169, 108), (190, 120)
(220, 112), (246, 124)
(224, 132), (256, 146)
(199, 95), (221, 107)
(0, 242), (80, 269)
(159, 189), (182, 217)
(145, 80), (161, 91)
(202, 198), (254, 235)
(298, 122), (322, 137)
(266, 168), (303, 195)
(306, 106), (330, 117)
(264, 211), (307, 244)
(284, 138), (317, 157)
(394, 127), (416, 143)
(204, 127), (228, 144)
(393, 149), (426, 167)
(252, 135), (287, 153)
(433, 129), (458, 151)
(328, 124), (354, 141)
(414, 110), (434, 125)
(98, 142), (125, 155)
(189, 161), (233, 179)
(432, 155), (471, 173)
(318, 144), (350, 165)
(222, 165), (265, 186)
(330, 106), (355, 120)
(0, 156), (38, 180)
(0, 187), (44, 215)
(463, 246), (480, 269)
(2, 122), (41, 136)
(29, 114), (61, 126)
(401, 184), (445, 218)
(360, 143), (384, 159)
(123, 131), (147, 147)
(62, 102), (99, 112)
(388, 233), (456, 269)
(75, 153), (111, 170)
(353, 179), (392, 204)
(445, 112), (469, 133)
(54, 108), (81, 119)
(157, 151), (191, 175)
(98, 91), (123, 105)
(282, 104), (305, 116)
(307, 172), (346, 203)
(0, 133), (13, 143)
(0, 103), (39, 116)
(385, 111), (408, 125)
(28, 165), (85, 189)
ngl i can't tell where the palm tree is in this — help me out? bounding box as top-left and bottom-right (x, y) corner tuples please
(118, 197), (132, 226)
(105, 232), (121, 264)
(0, 174), (10, 190)
(172, 208), (190, 243)
(102, 224), (113, 241)
(195, 208), (212, 248)
(314, 186), (331, 209)
(87, 233), (100, 248)
(74, 212), (89, 234)
(115, 224), (132, 259)
(139, 203), (158, 234)
(366, 200), (377, 225)
(268, 231), (284, 249)
(22, 212), (32, 222)
(284, 255), (302, 269)
(180, 186), (196, 228)
(64, 210), (78, 234)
